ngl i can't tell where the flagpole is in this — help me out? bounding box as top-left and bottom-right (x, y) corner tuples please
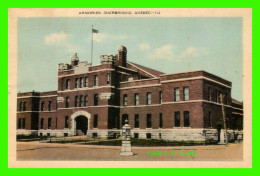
(91, 25), (93, 65)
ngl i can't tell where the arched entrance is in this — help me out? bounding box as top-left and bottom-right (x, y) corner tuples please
(75, 115), (88, 135)
(71, 111), (91, 136)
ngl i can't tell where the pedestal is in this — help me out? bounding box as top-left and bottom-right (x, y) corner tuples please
(119, 123), (134, 156)
(120, 140), (133, 156)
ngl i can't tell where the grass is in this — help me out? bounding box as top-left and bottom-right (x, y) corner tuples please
(17, 135), (219, 146)
(80, 139), (218, 146)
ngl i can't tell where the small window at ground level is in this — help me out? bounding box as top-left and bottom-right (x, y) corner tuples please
(146, 133), (151, 139)
(134, 133), (139, 139)
(92, 133), (98, 138)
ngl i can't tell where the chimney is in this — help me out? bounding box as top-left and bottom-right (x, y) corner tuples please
(71, 53), (79, 67)
(118, 45), (127, 67)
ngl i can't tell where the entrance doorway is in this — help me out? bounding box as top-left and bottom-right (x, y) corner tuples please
(75, 115), (88, 135)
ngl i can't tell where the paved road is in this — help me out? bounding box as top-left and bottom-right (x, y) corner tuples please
(17, 141), (243, 161)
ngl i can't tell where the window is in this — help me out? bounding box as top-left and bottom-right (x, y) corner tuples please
(106, 73), (110, 84)
(159, 91), (162, 104)
(134, 114), (139, 128)
(208, 87), (211, 101)
(75, 78), (79, 88)
(174, 88), (180, 102)
(65, 79), (70, 90)
(159, 133), (162, 139)
(79, 95), (83, 107)
(92, 133), (98, 138)
(215, 90), (219, 103)
(122, 114), (128, 126)
(146, 114), (152, 128)
(48, 118), (52, 129)
(94, 94), (98, 106)
(174, 111), (180, 127)
(65, 97), (69, 108)
(80, 77), (83, 88)
(19, 102), (22, 111)
(48, 101), (52, 111)
(94, 75), (98, 86)
(75, 96), (78, 107)
(23, 102), (26, 111)
(22, 118), (25, 129)
(146, 133), (151, 139)
(134, 93), (139, 106)
(18, 118), (25, 129)
(64, 133), (68, 137)
(40, 118), (44, 129)
(134, 133), (139, 139)
(159, 113), (163, 128)
(41, 102), (44, 111)
(18, 118), (21, 129)
(208, 111), (212, 128)
(56, 118), (57, 129)
(184, 111), (190, 127)
(84, 95), (88, 106)
(84, 77), (88, 87)
(65, 116), (69, 128)
(93, 115), (98, 128)
(183, 87), (189, 101)
(225, 93), (228, 105)
(123, 94), (127, 106)
(218, 91), (221, 103)
(146, 92), (151, 105)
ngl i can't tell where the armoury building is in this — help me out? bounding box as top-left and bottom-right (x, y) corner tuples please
(17, 45), (243, 142)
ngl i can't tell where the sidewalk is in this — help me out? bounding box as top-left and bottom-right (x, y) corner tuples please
(17, 141), (243, 161)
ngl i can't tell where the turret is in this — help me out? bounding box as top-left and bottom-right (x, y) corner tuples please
(118, 45), (127, 67)
(71, 53), (79, 67)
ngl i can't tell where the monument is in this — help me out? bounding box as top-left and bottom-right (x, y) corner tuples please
(120, 120), (134, 156)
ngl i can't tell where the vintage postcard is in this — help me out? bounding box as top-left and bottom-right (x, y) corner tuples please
(8, 8), (252, 168)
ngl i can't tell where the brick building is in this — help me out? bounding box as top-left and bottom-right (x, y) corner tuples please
(17, 45), (243, 142)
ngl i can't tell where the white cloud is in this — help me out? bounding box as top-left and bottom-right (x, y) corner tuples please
(92, 33), (129, 42)
(139, 43), (150, 51)
(148, 45), (175, 60)
(147, 45), (208, 60)
(44, 32), (69, 45)
(44, 32), (80, 53)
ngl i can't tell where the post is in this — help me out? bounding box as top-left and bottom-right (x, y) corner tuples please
(120, 120), (134, 156)
(91, 25), (93, 66)
(220, 94), (228, 145)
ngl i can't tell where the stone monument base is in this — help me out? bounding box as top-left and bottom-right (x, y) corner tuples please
(120, 140), (133, 156)
(120, 151), (134, 156)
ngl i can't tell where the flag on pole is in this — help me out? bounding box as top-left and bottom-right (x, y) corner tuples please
(92, 28), (99, 33)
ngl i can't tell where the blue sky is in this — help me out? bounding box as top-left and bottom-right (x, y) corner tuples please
(17, 17), (243, 101)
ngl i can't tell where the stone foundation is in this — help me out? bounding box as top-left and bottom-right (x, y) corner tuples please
(16, 130), (38, 136)
(16, 128), (243, 142)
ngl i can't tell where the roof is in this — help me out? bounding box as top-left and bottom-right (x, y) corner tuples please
(232, 98), (243, 105)
(128, 62), (164, 78)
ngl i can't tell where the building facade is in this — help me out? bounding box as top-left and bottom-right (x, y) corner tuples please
(17, 45), (243, 142)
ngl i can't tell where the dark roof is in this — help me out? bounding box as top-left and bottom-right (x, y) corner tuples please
(232, 98), (243, 105)
(128, 62), (164, 77)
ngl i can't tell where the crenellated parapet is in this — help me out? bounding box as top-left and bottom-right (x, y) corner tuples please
(100, 54), (117, 65)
